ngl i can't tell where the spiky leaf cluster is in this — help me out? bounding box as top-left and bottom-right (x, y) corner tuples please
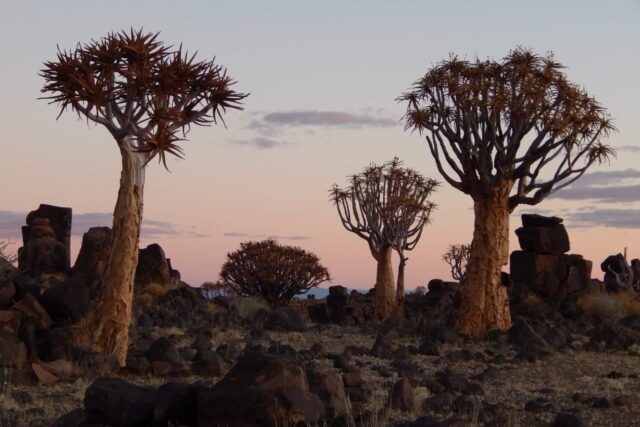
(219, 239), (331, 306)
(399, 47), (614, 210)
(41, 29), (247, 168)
(331, 158), (439, 257)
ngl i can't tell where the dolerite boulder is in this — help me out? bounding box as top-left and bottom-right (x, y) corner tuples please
(39, 276), (100, 324)
(601, 253), (634, 292)
(510, 214), (592, 300)
(515, 215), (569, 255)
(73, 227), (112, 276)
(18, 218), (68, 274)
(19, 204), (72, 272)
(0, 330), (28, 368)
(11, 293), (52, 331)
(508, 318), (551, 362)
(306, 367), (348, 420)
(135, 244), (174, 290)
(389, 377), (415, 411)
(198, 352), (325, 427)
(0, 280), (15, 309)
(84, 377), (155, 426)
(38, 326), (91, 361)
(631, 258), (640, 291)
(154, 382), (199, 427)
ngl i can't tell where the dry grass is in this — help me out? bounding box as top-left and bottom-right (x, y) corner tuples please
(145, 282), (169, 298)
(577, 291), (640, 322)
(521, 293), (544, 309)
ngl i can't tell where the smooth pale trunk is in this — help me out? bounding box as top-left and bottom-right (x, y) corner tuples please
(374, 245), (396, 319)
(92, 137), (145, 366)
(455, 185), (512, 337)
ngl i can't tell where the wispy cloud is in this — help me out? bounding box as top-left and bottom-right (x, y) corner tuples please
(616, 145), (640, 153)
(0, 211), (208, 239)
(228, 136), (292, 150)
(223, 232), (310, 241)
(565, 208), (640, 229)
(550, 168), (640, 203)
(257, 111), (398, 128)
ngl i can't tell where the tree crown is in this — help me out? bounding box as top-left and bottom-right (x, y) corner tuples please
(219, 239), (330, 306)
(331, 158), (439, 257)
(40, 29), (248, 168)
(399, 48), (614, 210)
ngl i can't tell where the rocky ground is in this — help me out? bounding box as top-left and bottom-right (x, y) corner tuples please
(2, 318), (640, 427)
(1, 207), (640, 426)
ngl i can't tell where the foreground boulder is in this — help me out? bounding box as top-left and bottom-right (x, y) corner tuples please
(0, 330), (28, 368)
(84, 377), (155, 426)
(198, 352), (325, 427)
(73, 226), (112, 276)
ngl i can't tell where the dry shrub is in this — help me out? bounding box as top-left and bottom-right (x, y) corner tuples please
(577, 291), (640, 322)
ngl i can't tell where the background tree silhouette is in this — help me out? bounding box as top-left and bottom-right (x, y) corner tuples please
(442, 243), (471, 283)
(331, 158), (438, 318)
(219, 239), (331, 306)
(400, 48), (614, 336)
(40, 29), (247, 365)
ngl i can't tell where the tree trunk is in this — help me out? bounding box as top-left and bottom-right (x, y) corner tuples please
(92, 137), (146, 366)
(455, 184), (512, 337)
(395, 255), (407, 315)
(374, 245), (396, 319)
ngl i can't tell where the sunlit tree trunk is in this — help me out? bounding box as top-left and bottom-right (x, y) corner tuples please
(374, 245), (396, 319)
(455, 183), (512, 337)
(92, 137), (145, 365)
(395, 254), (407, 315)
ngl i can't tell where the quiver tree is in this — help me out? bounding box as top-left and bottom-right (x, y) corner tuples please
(442, 244), (471, 284)
(219, 239), (331, 306)
(40, 29), (247, 365)
(331, 158), (439, 318)
(399, 48), (614, 336)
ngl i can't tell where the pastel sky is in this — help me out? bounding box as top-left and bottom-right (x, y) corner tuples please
(1, 1), (639, 290)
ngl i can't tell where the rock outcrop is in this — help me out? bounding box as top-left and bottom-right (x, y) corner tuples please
(510, 214), (592, 301)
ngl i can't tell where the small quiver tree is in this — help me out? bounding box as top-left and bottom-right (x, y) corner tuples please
(40, 29), (247, 365)
(442, 244), (471, 284)
(399, 48), (614, 336)
(331, 158), (438, 318)
(219, 239), (331, 306)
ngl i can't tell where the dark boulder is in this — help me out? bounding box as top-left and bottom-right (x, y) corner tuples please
(73, 227), (112, 276)
(84, 377), (155, 427)
(19, 204), (72, 271)
(0, 310), (22, 334)
(307, 367), (348, 420)
(521, 214), (563, 228)
(389, 377), (415, 411)
(0, 280), (15, 309)
(19, 218), (68, 274)
(508, 319), (551, 362)
(191, 350), (225, 377)
(39, 276), (99, 324)
(135, 244), (172, 289)
(11, 293), (51, 331)
(154, 382), (199, 427)
(197, 352), (324, 427)
(38, 326), (91, 361)
(515, 224), (570, 254)
(0, 330), (27, 368)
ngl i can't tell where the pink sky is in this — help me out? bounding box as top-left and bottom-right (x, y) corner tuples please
(1, 1), (639, 290)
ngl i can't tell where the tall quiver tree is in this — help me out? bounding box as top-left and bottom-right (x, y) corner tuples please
(331, 158), (438, 318)
(399, 48), (614, 337)
(40, 29), (247, 365)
